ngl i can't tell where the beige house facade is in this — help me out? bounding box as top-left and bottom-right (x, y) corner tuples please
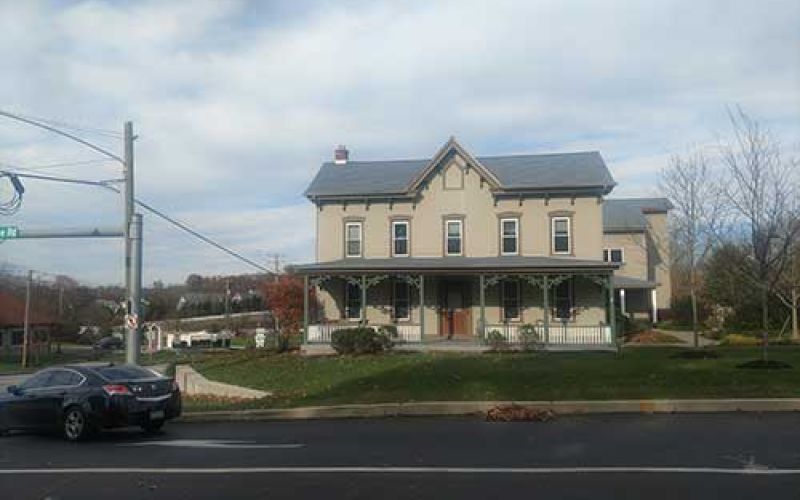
(293, 138), (671, 348)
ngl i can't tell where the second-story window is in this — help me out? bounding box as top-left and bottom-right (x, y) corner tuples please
(603, 248), (624, 263)
(345, 222), (362, 258)
(445, 219), (463, 256)
(392, 221), (409, 257)
(500, 218), (519, 255)
(551, 217), (571, 254)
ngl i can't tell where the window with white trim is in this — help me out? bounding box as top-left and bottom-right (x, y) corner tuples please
(392, 221), (409, 257)
(345, 282), (362, 320)
(551, 217), (571, 254)
(500, 218), (519, 255)
(345, 222), (362, 258)
(393, 281), (410, 321)
(501, 279), (520, 321)
(445, 219), (463, 256)
(603, 248), (624, 263)
(552, 279), (573, 320)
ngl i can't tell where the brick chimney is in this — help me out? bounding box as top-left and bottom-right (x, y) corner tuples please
(334, 145), (349, 165)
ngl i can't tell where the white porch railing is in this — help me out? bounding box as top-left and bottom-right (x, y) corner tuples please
(485, 324), (613, 345)
(307, 323), (422, 344)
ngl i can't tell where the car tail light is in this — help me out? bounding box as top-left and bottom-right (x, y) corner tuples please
(103, 384), (132, 396)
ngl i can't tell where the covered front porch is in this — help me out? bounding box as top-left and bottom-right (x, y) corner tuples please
(292, 257), (620, 350)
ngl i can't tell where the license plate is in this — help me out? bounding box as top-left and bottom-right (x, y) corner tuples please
(150, 410), (165, 420)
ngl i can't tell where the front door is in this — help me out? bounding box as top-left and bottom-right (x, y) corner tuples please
(439, 280), (471, 338)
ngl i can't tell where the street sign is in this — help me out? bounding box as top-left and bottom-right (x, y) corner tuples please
(124, 314), (139, 330)
(0, 226), (18, 239)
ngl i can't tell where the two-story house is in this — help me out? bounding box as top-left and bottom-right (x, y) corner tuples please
(292, 138), (671, 349)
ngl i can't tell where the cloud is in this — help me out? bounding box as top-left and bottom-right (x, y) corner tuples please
(0, 0), (797, 283)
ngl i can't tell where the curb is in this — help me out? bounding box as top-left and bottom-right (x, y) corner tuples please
(178, 398), (800, 423)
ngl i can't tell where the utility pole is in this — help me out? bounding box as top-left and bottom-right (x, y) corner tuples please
(123, 121), (143, 365)
(21, 270), (32, 369)
(225, 279), (231, 331)
(126, 213), (143, 365)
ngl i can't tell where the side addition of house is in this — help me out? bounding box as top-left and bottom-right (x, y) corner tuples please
(292, 138), (672, 349)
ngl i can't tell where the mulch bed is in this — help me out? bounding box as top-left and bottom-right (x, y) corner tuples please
(486, 405), (556, 422)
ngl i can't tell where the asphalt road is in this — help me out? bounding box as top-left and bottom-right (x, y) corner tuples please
(3, 413), (800, 499)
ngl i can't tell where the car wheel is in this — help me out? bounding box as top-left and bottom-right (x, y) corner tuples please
(62, 406), (89, 442)
(142, 419), (165, 434)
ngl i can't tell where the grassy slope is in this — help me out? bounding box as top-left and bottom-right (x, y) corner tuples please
(192, 347), (800, 410)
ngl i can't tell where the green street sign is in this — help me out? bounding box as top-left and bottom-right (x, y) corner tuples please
(0, 226), (18, 239)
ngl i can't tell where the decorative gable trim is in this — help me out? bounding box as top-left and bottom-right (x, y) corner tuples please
(406, 136), (501, 193)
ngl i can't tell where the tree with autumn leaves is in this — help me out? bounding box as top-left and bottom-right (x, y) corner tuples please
(262, 275), (315, 337)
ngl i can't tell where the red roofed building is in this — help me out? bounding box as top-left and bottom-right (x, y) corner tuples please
(0, 290), (56, 349)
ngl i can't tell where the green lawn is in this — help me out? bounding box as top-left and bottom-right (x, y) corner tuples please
(190, 346), (800, 410)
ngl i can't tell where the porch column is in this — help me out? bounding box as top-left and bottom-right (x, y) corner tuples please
(542, 275), (550, 345)
(302, 275), (309, 343)
(360, 275), (367, 323)
(419, 275), (425, 339)
(651, 289), (658, 325)
(607, 274), (617, 344)
(479, 274), (486, 341)
(619, 289), (627, 316)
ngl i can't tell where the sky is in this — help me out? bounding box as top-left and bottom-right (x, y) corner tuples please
(0, 0), (797, 285)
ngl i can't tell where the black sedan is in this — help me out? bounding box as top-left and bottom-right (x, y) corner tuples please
(0, 363), (182, 441)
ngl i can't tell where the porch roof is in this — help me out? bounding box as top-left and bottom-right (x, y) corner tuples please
(613, 275), (658, 289)
(290, 256), (618, 275)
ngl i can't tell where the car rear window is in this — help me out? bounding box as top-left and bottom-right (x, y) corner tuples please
(96, 365), (159, 381)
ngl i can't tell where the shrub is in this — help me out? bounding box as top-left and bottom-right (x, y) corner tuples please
(331, 327), (392, 355)
(518, 323), (543, 351)
(378, 324), (399, 340)
(486, 329), (508, 351)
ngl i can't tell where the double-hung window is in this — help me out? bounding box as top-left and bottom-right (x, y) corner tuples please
(445, 219), (463, 256)
(500, 218), (519, 255)
(553, 279), (573, 320)
(551, 217), (571, 254)
(345, 282), (362, 320)
(393, 281), (410, 321)
(501, 280), (521, 321)
(603, 248), (624, 263)
(392, 221), (409, 257)
(345, 222), (362, 258)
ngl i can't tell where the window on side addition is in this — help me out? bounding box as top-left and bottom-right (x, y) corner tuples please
(603, 248), (623, 263)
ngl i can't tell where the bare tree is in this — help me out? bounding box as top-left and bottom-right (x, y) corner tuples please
(660, 149), (727, 347)
(719, 107), (800, 360)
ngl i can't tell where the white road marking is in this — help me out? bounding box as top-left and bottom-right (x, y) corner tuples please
(1, 466), (800, 475)
(120, 439), (304, 449)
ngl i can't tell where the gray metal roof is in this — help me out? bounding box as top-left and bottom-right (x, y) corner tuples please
(603, 198), (673, 232)
(305, 150), (616, 197)
(291, 256), (618, 274)
(613, 275), (658, 289)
